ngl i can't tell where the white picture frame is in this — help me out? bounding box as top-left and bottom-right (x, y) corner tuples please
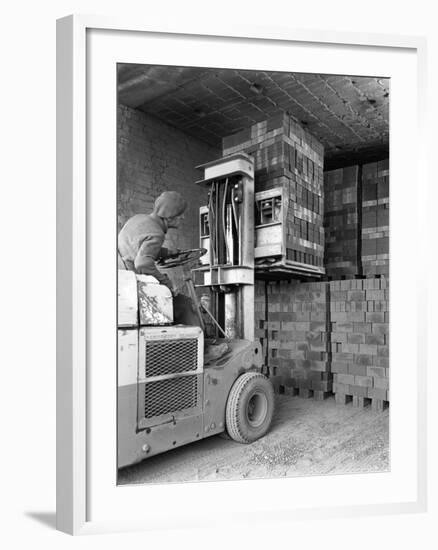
(56, 15), (428, 535)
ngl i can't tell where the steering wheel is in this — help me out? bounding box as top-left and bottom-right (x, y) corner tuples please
(157, 248), (207, 269)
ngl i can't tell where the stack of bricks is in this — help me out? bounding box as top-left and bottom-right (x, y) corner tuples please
(254, 280), (332, 400)
(323, 158), (389, 279)
(330, 278), (389, 411)
(324, 165), (360, 278)
(361, 160), (389, 277)
(223, 112), (325, 269)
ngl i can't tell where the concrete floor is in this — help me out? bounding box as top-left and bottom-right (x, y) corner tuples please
(118, 394), (389, 485)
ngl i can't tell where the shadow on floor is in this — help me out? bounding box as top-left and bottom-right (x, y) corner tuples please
(25, 511), (56, 530)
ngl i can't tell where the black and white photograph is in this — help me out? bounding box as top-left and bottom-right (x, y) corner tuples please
(116, 64), (390, 485)
(2, 0), (435, 543)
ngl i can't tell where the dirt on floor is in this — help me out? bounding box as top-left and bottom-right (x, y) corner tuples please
(118, 394), (389, 485)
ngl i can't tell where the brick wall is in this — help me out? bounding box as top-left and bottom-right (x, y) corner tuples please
(117, 104), (220, 252)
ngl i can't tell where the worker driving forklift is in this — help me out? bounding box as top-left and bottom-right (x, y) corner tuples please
(117, 154), (274, 468)
(118, 190), (187, 295)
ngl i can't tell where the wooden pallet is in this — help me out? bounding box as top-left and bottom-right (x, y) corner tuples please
(280, 385), (332, 401)
(335, 392), (389, 411)
(323, 274), (362, 281)
(323, 273), (388, 282)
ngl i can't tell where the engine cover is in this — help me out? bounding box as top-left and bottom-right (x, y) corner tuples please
(118, 269), (173, 327)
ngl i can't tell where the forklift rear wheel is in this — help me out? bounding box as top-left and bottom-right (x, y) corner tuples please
(225, 372), (274, 444)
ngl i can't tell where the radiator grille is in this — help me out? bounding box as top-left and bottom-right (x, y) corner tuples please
(145, 338), (198, 378)
(144, 376), (199, 419)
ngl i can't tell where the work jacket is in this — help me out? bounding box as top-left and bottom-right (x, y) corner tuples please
(118, 213), (172, 286)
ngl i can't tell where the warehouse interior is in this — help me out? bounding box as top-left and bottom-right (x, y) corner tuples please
(117, 64), (389, 483)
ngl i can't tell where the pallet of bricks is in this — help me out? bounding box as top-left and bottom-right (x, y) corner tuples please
(324, 165), (360, 278)
(223, 112), (325, 270)
(361, 159), (389, 277)
(254, 279), (332, 400)
(330, 278), (389, 411)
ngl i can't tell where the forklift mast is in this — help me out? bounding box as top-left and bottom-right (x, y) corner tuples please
(194, 153), (255, 341)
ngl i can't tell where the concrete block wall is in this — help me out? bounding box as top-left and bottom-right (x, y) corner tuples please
(118, 104), (220, 252)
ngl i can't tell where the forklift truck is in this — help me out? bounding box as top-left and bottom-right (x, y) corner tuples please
(118, 154), (274, 469)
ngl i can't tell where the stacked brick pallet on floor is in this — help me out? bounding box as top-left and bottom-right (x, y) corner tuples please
(324, 165), (360, 278)
(223, 112), (325, 270)
(330, 278), (389, 411)
(254, 279), (332, 400)
(361, 159), (389, 277)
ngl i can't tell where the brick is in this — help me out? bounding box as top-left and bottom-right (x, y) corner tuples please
(366, 290), (385, 301)
(365, 312), (385, 323)
(347, 290), (366, 301)
(372, 323), (389, 335)
(365, 333), (385, 345)
(309, 360), (330, 372)
(368, 387), (388, 400)
(375, 357), (389, 368)
(366, 366), (386, 378)
(346, 312), (366, 322)
(341, 343), (359, 354)
(348, 364), (368, 376)
(337, 373), (355, 385)
(363, 278), (381, 290)
(331, 361), (349, 374)
(359, 344), (378, 355)
(332, 332), (348, 343)
(333, 379), (349, 393)
(331, 312), (348, 322)
(354, 375), (373, 387)
(332, 352), (354, 362)
(377, 345), (389, 357)
(309, 321), (327, 331)
(347, 333), (366, 344)
(354, 354), (373, 366)
(337, 322), (354, 333)
(374, 377), (389, 390)
(353, 322), (372, 333)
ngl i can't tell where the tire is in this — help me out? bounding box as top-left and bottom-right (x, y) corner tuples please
(225, 372), (274, 444)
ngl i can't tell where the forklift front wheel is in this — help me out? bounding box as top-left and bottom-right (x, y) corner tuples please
(225, 372), (274, 444)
